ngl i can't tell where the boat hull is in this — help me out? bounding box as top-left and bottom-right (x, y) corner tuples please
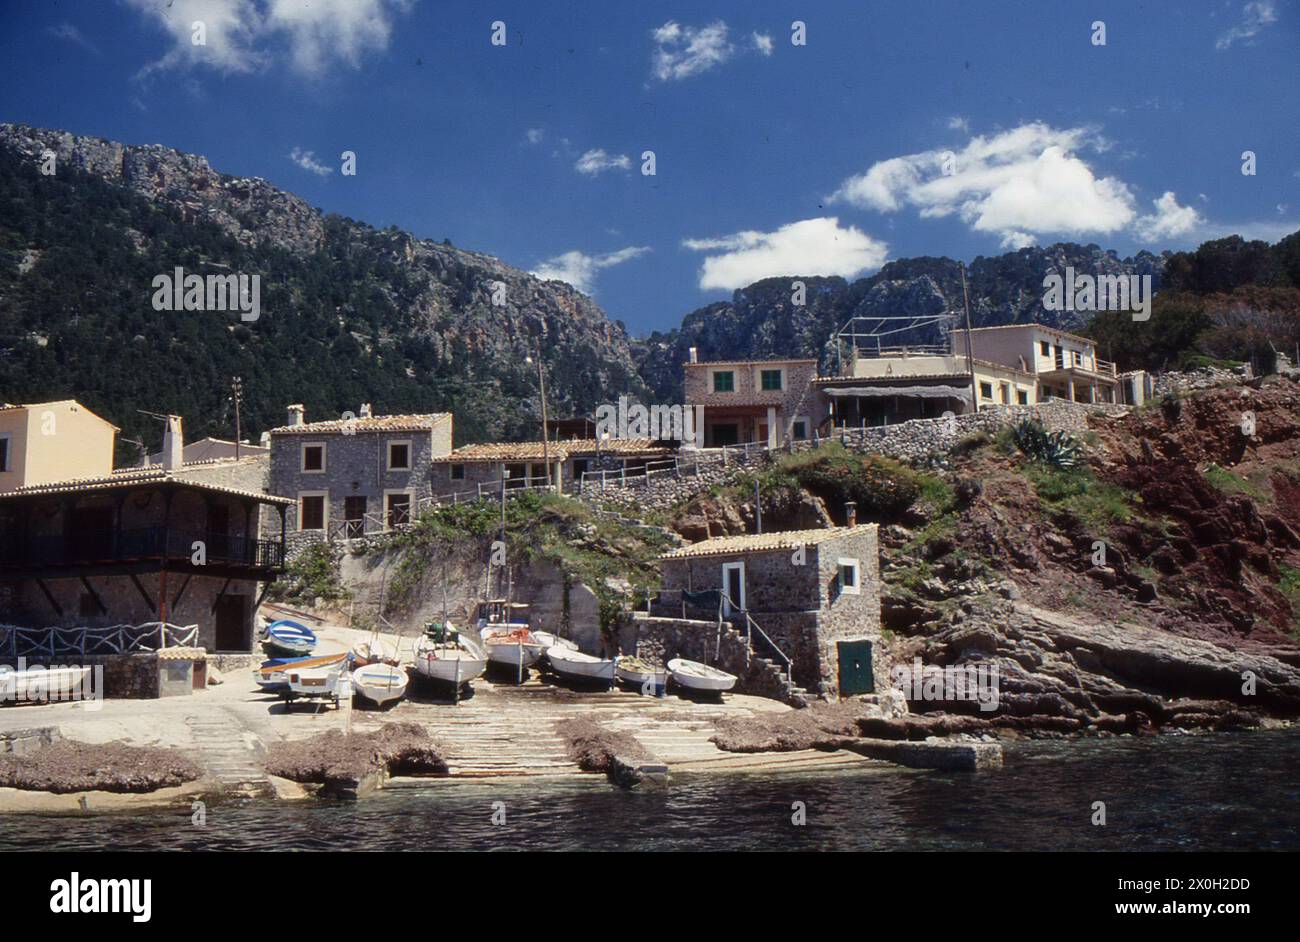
(547, 648), (617, 682)
(615, 663), (668, 688)
(667, 658), (737, 692)
(412, 651), (488, 684)
(351, 665), (408, 706)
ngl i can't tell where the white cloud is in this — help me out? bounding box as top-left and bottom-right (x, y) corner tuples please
(1134, 192), (1202, 243)
(524, 128), (545, 145)
(266, 0), (408, 75)
(575, 149), (631, 176)
(651, 20), (733, 81)
(288, 147), (333, 177)
(126, 0), (264, 76)
(683, 217), (888, 291)
(830, 122), (1138, 248)
(532, 246), (651, 295)
(1216, 1), (1278, 50)
(50, 22), (100, 55)
(946, 115), (969, 133)
(751, 32), (773, 56)
(125, 0), (412, 79)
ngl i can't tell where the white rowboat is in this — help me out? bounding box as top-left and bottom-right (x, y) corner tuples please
(350, 663), (408, 706)
(667, 658), (737, 692)
(285, 667), (347, 708)
(547, 646), (617, 682)
(615, 657), (667, 688)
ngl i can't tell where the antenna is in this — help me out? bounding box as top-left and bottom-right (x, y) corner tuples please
(230, 376), (244, 459)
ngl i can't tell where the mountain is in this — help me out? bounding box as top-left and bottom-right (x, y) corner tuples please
(0, 124), (645, 459)
(634, 246), (1168, 401)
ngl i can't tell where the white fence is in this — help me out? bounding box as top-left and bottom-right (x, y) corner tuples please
(0, 622), (199, 658)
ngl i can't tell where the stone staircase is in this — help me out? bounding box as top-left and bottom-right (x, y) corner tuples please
(717, 621), (813, 707)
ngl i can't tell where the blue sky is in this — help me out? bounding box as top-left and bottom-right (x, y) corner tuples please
(1, 0), (1297, 335)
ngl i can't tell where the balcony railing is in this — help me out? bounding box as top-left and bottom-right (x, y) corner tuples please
(0, 526), (284, 571)
(1053, 352), (1117, 376)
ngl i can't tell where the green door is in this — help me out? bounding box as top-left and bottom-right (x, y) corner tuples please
(837, 640), (874, 696)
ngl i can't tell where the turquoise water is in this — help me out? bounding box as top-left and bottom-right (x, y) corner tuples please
(5, 729), (1298, 851)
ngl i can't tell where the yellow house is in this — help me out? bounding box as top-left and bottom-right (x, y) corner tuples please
(0, 400), (118, 493)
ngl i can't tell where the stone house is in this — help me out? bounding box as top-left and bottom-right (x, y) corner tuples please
(653, 521), (882, 698)
(0, 414), (290, 653)
(268, 404), (453, 537)
(429, 438), (675, 496)
(683, 352), (821, 448)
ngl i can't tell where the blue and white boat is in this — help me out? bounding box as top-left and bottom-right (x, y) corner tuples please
(263, 620), (318, 656)
(253, 652), (346, 692)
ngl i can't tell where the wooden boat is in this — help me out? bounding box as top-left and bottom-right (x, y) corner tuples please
(349, 638), (394, 666)
(284, 666), (347, 709)
(0, 665), (91, 702)
(532, 631), (577, 652)
(253, 652), (346, 693)
(615, 656), (667, 690)
(547, 646), (617, 683)
(412, 634), (487, 686)
(263, 620), (317, 656)
(351, 662), (408, 706)
(479, 626), (544, 669)
(667, 658), (737, 692)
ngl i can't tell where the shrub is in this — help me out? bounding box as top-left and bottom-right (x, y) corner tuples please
(1010, 418), (1080, 469)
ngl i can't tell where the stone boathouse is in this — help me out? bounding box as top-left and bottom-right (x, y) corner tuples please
(648, 522), (884, 699)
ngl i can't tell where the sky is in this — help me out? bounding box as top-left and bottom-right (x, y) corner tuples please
(0, 0), (1297, 336)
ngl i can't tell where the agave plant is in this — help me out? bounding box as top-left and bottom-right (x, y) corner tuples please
(1010, 418), (1080, 469)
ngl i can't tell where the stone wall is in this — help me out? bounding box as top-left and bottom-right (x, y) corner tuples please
(586, 400), (1126, 511)
(0, 653), (160, 699)
(1153, 366), (1248, 397)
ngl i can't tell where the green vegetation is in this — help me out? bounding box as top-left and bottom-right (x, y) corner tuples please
(1202, 463), (1268, 501)
(742, 441), (948, 520)
(379, 493), (674, 639)
(269, 542), (350, 604)
(1082, 234), (1300, 375)
(1010, 418), (1081, 469)
(1278, 565), (1300, 638)
(1026, 464), (1134, 532)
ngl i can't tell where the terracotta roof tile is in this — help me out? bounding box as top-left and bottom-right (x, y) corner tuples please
(660, 524), (877, 559)
(435, 438), (673, 462)
(269, 413), (452, 435)
(0, 468), (293, 504)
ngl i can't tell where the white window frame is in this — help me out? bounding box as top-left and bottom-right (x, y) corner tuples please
(387, 439), (412, 471)
(721, 561), (746, 615)
(298, 491), (328, 532)
(791, 416), (809, 440)
(837, 557), (861, 595)
(300, 441), (326, 474)
(979, 381), (994, 401)
(0, 431), (11, 472)
(384, 488), (414, 528)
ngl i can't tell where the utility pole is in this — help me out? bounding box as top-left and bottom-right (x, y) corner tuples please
(231, 376), (244, 459)
(960, 263), (979, 413)
(754, 479), (762, 534)
(528, 341), (552, 489)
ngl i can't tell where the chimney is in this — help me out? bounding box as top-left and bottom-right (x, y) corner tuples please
(359, 403), (373, 419)
(162, 415), (183, 470)
(259, 432), (270, 448)
(287, 404), (304, 427)
(688, 347), (698, 364)
(844, 502), (857, 528)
